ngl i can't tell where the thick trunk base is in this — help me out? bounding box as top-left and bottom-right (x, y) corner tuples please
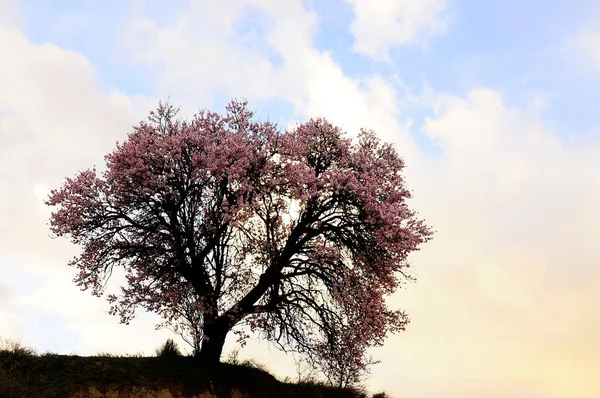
(196, 325), (228, 364)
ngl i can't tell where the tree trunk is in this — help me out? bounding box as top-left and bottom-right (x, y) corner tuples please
(196, 322), (229, 364)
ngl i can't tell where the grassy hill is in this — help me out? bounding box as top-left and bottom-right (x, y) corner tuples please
(0, 338), (391, 398)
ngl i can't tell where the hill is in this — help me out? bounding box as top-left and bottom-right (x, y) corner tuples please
(0, 339), (390, 398)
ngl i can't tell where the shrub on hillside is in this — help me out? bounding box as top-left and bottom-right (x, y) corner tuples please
(155, 338), (182, 358)
(372, 392), (391, 398)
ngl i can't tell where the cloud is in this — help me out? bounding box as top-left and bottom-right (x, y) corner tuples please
(118, 0), (291, 111)
(0, 22), (160, 263)
(574, 29), (600, 76)
(0, 20), (164, 353)
(117, 0), (422, 162)
(0, 310), (22, 341)
(0, 284), (11, 303)
(571, 7), (600, 78)
(378, 88), (600, 397)
(0, 0), (20, 28)
(346, 0), (450, 61)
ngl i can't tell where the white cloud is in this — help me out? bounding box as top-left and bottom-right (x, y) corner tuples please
(118, 0), (422, 162)
(0, 20), (166, 354)
(383, 88), (600, 397)
(574, 30), (600, 75)
(0, 284), (11, 303)
(346, 0), (450, 61)
(0, 0), (20, 28)
(571, 7), (600, 78)
(0, 22), (160, 262)
(0, 309), (22, 341)
(118, 0), (289, 111)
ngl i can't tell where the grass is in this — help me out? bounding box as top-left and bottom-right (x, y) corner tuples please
(0, 337), (391, 398)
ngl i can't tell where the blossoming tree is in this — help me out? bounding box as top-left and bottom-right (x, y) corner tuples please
(46, 99), (433, 385)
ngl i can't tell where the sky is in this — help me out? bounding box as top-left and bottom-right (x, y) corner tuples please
(1, 0), (600, 397)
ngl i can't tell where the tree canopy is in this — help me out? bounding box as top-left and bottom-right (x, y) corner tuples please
(46, 99), (433, 386)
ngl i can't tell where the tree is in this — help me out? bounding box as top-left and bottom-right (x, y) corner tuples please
(46, 99), (433, 383)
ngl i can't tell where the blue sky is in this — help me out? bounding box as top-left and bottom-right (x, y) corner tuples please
(1, 1), (600, 397)
(17, 0), (600, 139)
